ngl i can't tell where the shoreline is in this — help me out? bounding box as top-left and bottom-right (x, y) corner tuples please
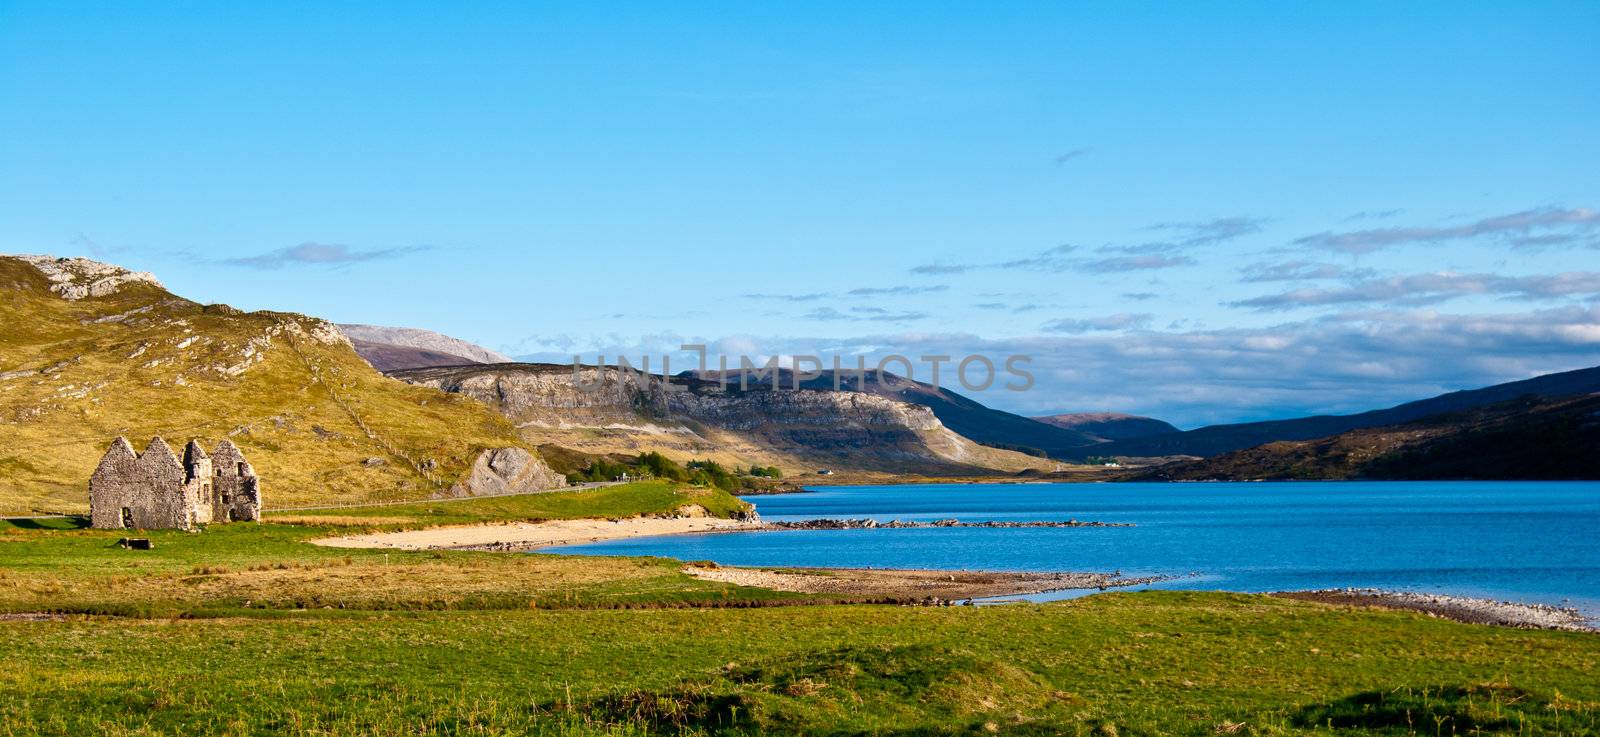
(1275, 589), (1595, 632)
(312, 515), (762, 550)
(682, 564), (1165, 601)
(312, 519), (1597, 630)
(310, 514), (1134, 551)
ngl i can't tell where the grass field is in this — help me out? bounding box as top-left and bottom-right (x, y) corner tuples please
(3, 594), (1597, 736)
(2, 481), (1598, 735)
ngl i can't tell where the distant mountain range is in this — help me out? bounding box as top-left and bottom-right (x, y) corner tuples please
(1033, 413), (1180, 443)
(347, 318), (1600, 481)
(1091, 365), (1600, 459)
(1132, 392), (1600, 481)
(338, 324), (512, 370)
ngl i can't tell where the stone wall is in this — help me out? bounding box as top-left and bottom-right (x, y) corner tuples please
(88, 436), (264, 530)
(210, 439), (262, 522)
(89, 437), (194, 530)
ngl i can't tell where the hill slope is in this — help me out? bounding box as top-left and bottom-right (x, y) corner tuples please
(339, 324), (512, 367)
(347, 339), (483, 371)
(1093, 365), (1600, 458)
(1033, 412), (1179, 443)
(1129, 393), (1600, 481)
(0, 255), (559, 514)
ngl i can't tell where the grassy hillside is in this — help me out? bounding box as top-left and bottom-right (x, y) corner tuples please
(0, 255), (548, 513)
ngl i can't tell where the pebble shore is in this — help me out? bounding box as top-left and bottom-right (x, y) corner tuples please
(1277, 588), (1594, 631)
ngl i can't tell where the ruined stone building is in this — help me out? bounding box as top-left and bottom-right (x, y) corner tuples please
(89, 436), (263, 530)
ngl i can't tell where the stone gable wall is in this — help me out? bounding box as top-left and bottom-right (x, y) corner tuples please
(88, 436), (264, 530)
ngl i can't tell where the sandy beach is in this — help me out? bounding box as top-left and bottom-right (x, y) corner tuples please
(313, 516), (760, 550)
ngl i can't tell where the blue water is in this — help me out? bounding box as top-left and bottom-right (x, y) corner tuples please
(550, 482), (1600, 617)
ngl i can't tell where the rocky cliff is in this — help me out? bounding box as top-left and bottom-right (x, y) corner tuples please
(393, 363), (1048, 474)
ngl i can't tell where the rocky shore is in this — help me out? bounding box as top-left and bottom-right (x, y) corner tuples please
(1277, 588), (1595, 632)
(765, 517), (1133, 530)
(683, 564), (1165, 601)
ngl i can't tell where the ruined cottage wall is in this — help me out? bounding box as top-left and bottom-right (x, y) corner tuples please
(132, 441), (192, 530)
(88, 437), (261, 529)
(90, 438), (194, 530)
(183, 442), (215, 523)
(88, 440), (142, 529)
(210, 441), (262, 522)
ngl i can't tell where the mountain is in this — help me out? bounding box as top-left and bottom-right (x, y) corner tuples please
(0, 255), (561, 514)
(1129, 393), (1600, 481)
(391, 363), (1057, 475)
(1032, 412), (1179, 443)
(346, 340), (485, 372)
(689, 368), (1105, 458)
(339, 323), (513, 370)
(1091, 365), (1600, 459)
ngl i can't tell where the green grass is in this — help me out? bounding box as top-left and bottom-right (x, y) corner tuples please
(2, 474), (1596, 735)
(2, 592), (1596, 736)
(264, 480), (753, 529)
(0, 482), (778, 617)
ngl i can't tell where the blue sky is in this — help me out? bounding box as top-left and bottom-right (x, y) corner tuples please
(3, 2), (1598, 426)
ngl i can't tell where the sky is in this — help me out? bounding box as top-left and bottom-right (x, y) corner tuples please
(3, 2), (1598, 427)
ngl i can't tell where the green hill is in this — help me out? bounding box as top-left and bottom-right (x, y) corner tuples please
(0, 255), (554, 514)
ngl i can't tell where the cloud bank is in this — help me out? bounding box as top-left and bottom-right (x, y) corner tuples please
(223, 242), (427, 269)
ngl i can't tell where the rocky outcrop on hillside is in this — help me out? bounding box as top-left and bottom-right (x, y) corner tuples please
(445, 447), (569, 498)
(15, 254), (163, 300)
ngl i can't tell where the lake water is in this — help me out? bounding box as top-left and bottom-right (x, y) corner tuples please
(549, 482), (1600, 618)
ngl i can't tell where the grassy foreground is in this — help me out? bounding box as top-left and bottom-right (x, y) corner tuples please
(2, 594), (1597, 736)
(2, 481), (1597, 735)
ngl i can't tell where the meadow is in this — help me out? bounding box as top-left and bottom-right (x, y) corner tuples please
(2, 481), (1597, 735)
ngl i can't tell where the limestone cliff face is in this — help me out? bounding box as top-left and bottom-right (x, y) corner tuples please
(391, 363), (1004, 471)
(398, 363), (940, 432)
